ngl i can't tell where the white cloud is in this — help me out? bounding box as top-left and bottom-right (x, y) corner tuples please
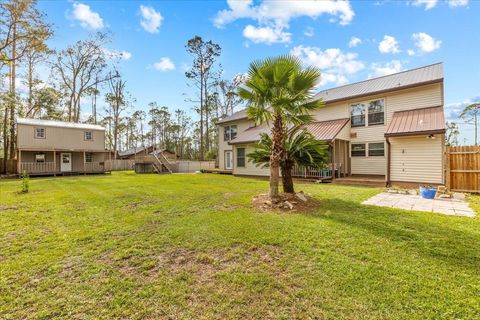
(412, 32), (441, 53)
(369, 60), (403, 78)
(71, 3), (104, 30)
(378, 35), (400, 54)
(139, 5), (163, 33)
(243, 25), (291, 44)
(153, 57), (175, 71)
(348, 36), (362, 48)
(447, 0), (469, 7)
(304, 27), (314, 37)
(213, 0), (354, 44)
(407, 49), (415, 56)
(411, 0), (438, 10)
(103, 48), (132, 61)
(291, 45), (365, 86)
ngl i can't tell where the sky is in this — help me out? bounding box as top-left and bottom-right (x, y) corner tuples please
(37, 0), (479, 144)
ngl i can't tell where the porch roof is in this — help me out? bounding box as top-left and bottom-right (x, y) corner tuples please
(385, 106), (445, 137)
(229, 118), (350, 145)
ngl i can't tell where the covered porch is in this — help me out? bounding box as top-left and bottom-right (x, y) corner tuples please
(17, 149), (106, 176)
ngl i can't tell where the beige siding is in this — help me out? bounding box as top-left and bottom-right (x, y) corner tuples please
(351, 154), (387, 175)
(390, 135), (444, 184)
(233, 144), (269, 176)
(217, 120), (251, 170)
(17, 124), (105, 151)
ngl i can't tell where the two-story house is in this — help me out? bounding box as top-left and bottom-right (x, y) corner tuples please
(16, 118), (108, 175)
(217, 63), (446, 186)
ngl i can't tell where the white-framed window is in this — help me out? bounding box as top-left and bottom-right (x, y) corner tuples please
(84, 131), (93, 141)
(351, 143), (366, 157)
(368, 100), (385, 125)
(351, 98), (385, 127)
(224, 125), (237, 141)
(236, 147), (246, 167)
(368, 142), (385, 157)
(351, 103), (366, 127)
(35, 153), (45, 163)
(85, 153), (93, 163)
(35, 127), (45, 139)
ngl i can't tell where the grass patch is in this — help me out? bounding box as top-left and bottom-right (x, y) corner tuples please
(0, 172), (479, 319)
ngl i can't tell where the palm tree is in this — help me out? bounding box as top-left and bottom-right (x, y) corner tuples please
(460, 102), (479, 145)
(238, 56), (322, 200)
(248, 130), (329, 193)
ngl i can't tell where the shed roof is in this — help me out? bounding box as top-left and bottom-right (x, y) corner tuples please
(17, 118), (105, 131)
(385, 106), (445, 137)
(303, 118), (350, 141)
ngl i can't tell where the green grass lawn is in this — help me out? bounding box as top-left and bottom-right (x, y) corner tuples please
(1, 172), (479, 319)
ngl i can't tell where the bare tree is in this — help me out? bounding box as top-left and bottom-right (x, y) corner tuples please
(52, 32), (116, 122)
(460, 102), (479, 146)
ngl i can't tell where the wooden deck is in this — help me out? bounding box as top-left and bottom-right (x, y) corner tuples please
(333, 175), (386, 187)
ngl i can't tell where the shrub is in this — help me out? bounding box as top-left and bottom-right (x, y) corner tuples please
(20, 170), (29, 193)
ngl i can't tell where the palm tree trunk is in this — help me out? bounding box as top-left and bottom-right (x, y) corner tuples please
(281, 160), (295, 193)
(269, 115), (283, 200)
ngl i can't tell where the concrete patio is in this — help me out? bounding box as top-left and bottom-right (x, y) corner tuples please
(363, 192), (475, 217)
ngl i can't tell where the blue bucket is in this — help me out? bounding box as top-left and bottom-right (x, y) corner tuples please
(419, 186), (437, 199)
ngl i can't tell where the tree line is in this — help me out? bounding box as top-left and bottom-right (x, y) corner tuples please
(0, 0), (243, 172)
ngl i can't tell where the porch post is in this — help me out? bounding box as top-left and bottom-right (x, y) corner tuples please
(331, 142), (335, 181)
(53, 150), (56, 177)
(83, 151), (86, 175)
(17, 149), (21, 175)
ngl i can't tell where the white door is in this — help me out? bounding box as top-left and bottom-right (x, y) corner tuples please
(61, 153), (72, 172)
(225, 151), (233, 170)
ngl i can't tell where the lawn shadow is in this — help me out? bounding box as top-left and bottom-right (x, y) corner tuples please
(305, 198), (480, 273)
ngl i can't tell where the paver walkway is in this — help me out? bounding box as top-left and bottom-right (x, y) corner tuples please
(363, 192), (475, 217)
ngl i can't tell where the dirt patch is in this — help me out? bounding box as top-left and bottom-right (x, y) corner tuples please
(0, 205), (19, 212)
(252, 192), (319, 213)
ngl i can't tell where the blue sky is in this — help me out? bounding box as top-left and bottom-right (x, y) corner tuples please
(38, 0), (479, 144)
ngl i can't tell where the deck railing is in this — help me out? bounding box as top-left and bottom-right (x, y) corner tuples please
(84, 162), (104, 172)
(20, 162), (56, 174)
(292, 163), (342, 179)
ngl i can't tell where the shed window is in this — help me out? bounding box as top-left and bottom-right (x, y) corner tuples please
(368, 143), (385, 156)
(351, 104), (366, 127)
(224, 125), (237, 141)
(84, 131), (93, 141)
(236, 148), (246, 167)
(35, 153), (45, 163)
(351, 144), (366, 157)
(368, 100), (385, 125)
(35, 127), (45, 139)
(85, 153), (93, 163)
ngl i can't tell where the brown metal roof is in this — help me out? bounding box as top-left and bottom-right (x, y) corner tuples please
(217, 63), (443, 124)
(303, 118), (350, 141)
(315, 62), (443, 103)
(229, 118), (349, 145)
(229, 125), (269, 145)
(385, 106), (445, 137)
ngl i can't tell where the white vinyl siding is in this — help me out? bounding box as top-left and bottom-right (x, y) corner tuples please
(350, 141), (387, 175)
(217, 120), (250, 170)
(233, 144), (269, 176)
(390, 135), (444, 184)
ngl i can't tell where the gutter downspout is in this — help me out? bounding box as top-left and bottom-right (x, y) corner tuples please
(386, 137), (391, 187)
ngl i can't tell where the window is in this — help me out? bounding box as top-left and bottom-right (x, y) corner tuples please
(368, 100), (385, 125)
(35, 127), (45, 139)
(350, 103), (366, 127)
(85, 153), (93, 163)
(224, 125), (238, 141)
(35, 153), (45, 163)
(236, 148), (245, 167)
(368, 143), (385, 156)
(351, 143), (366, 157)
(351, 99), (385, 127)
(84, 131), (93, 141)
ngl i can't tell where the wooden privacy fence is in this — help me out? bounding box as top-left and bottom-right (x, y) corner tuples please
(104, 159), (135, 171)
(445, 146), (480, 193)
(0, 159), (18, 174)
